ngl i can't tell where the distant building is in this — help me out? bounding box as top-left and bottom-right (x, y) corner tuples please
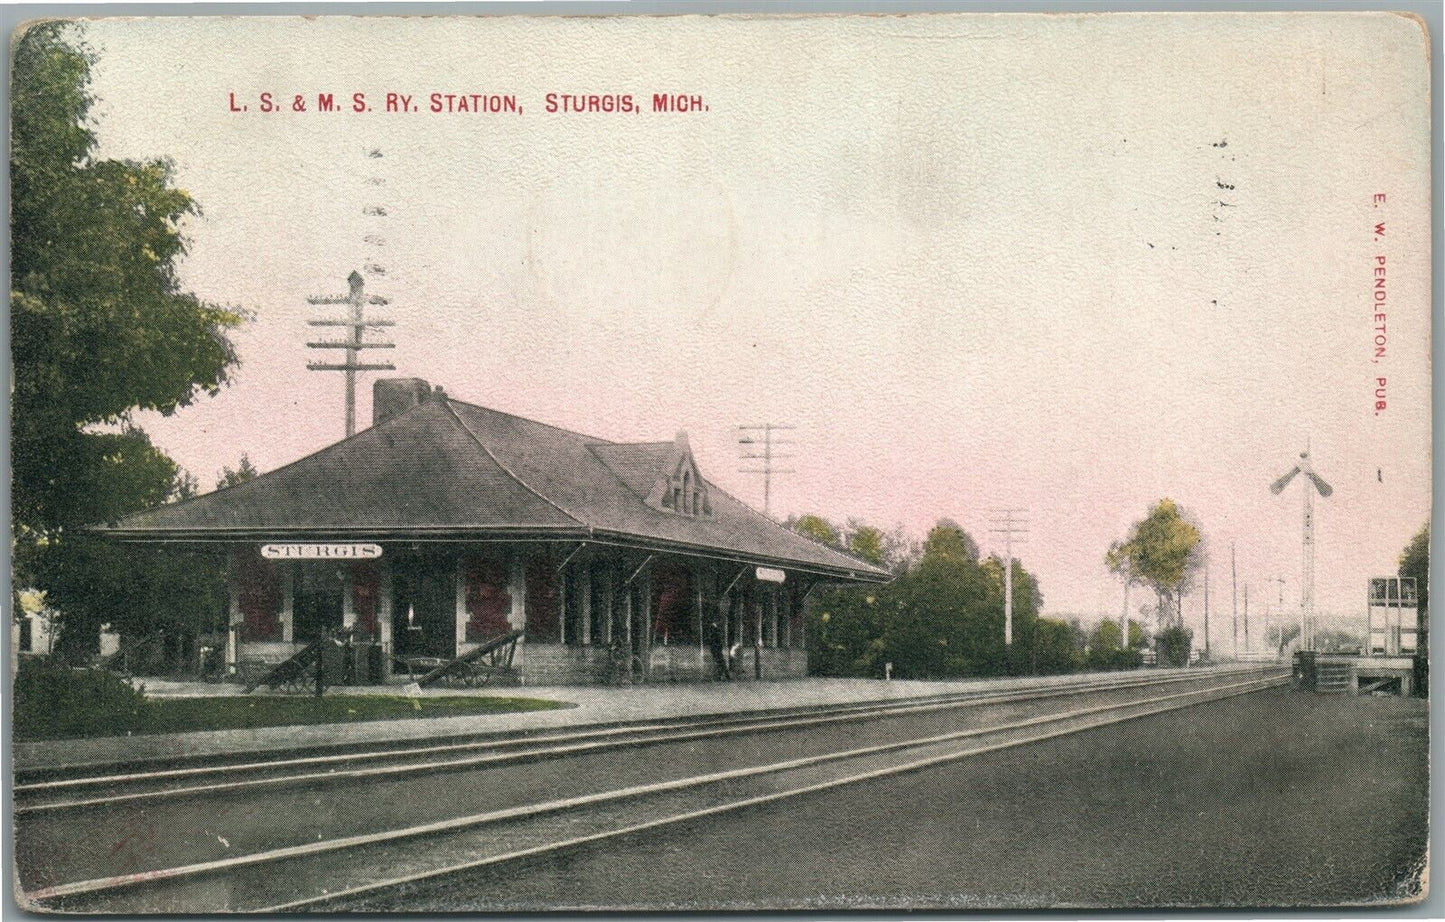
(104, 378), (888, 684)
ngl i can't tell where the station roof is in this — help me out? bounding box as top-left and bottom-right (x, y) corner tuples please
(103, 390), (890, 583)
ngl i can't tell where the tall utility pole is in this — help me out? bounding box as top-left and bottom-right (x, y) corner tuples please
(1243, 583), (1250, 654)
(1203, 562), (1210, 659)
(988, 508), (1029, 647)
(1121, 564), (1131, 655)
(1270, 575), (1286, 650)
(737, 424), (795, 518)
(1231, 543), (1239, 657)
(307, 271), (396, 437)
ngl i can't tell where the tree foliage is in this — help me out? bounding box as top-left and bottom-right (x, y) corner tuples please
(1106, 499), (1203, 628)
(1266, 623), (1301, 654)
(923, 519), (981, 565)
(785, 514), (841, 547)
(216, 453), (260, 491)
(1086, 618), (1145, 670)
(808, 517), (1064, 681)
(1398, 521), (1428, 619)
(11, 23), (242, 652)
(846, 524), (886, 566)
(1155, 625), (1194, 668)
(786, 514), (918, 574)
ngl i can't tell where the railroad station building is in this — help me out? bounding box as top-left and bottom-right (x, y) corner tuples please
(105, 378), (889, 685)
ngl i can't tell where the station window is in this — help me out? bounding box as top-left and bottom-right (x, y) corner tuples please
(526, 557), (561, 642)
(463, 556), (511, 642)
(651, 563), (695, 646)
(237, 551), (283, 641)
(351, 562), (381, 640)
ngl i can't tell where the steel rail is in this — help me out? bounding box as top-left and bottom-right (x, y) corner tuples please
(17, 664), (1271, 787)
(25, 669), (1287, 912)
(15, 666), (1281, 814)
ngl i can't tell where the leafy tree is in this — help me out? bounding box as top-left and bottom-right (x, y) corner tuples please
(923, 519), (980, 565)
(216, 454), (259, 491)
(843, 519), (919, 575)
(173, 470), (201, 501)
(1086, 618), (1145, 670)
(1106, 499), (1203, 629)
(846, 524), (886, 566)
(1399, 522), (1428, 622)
(1030, 617), (1084, 674)
(11, 23), (242, 654)
(786, 514), (841, 547)
(1156, 625), (1194, 667)
(809, 519), (1058, 682)
(1266, 623), (1301, 654)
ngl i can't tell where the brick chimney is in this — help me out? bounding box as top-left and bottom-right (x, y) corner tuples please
(372, 378), (431, 426)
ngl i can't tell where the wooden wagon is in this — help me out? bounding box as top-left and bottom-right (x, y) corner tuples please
(392, 629), (524, 688)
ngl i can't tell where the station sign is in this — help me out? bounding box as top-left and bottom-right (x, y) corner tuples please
(755, 566), (786, 584)
(261, 543), (383, 560)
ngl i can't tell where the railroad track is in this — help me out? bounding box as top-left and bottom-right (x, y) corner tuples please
(22, 667), (1287, 913)
(16, 665), (1278, 815)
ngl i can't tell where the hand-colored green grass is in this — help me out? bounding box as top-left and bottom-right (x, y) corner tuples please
(16, 684), (567, 742)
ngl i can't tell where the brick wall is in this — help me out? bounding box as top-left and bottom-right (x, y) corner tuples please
(514, 642), (808, 685)
(515, 643), (614, 685)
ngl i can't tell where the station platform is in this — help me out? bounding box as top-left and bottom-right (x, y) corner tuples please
(13, 668), (1218, 774)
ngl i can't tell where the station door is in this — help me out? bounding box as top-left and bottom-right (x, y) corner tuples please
(392, 557), (456, 659)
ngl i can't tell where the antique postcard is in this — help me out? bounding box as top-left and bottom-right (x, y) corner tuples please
(7, 9), (1432, 913)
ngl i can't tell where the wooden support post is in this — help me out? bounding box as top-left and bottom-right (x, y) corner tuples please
(378, 560), (394, 677)
(580, 561), (592, 646)
(695, 563), (707, 672)
(226, 553), (242, 668)
(716, 582), (732, 679)
(342, 566), (356, 630)
(508, 553), (527, 632)
(782, 585), (792, 649)
(454, 557), (468, 653)
(640, 568), (653, 679)
(602, 563), (615, 645)
(623, 578), (633, 649)
(769, 586), (780, 648)
(558, 560), (568, 645)
(757, 589), (768, 682)
(799, 591), (806, 650)
(281, 567), (295, 644)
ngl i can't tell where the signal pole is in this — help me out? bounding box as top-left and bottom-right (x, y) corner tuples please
(737, 424), (795, 518)
(306, 271), (396, 437)
(988, 508), (1029, 646)
(1231, 543), (1239, 657)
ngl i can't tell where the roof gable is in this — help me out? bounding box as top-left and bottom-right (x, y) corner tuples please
(642, 432), (713, 518)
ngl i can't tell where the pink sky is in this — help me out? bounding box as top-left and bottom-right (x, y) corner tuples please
(78, 14), (1430, 642)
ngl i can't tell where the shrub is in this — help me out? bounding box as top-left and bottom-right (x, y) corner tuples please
(12, 658), (148, 740)
(1156, 626), (1194, 668)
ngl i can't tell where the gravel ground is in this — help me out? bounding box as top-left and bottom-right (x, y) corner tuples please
(384, 687), (1428, 911)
